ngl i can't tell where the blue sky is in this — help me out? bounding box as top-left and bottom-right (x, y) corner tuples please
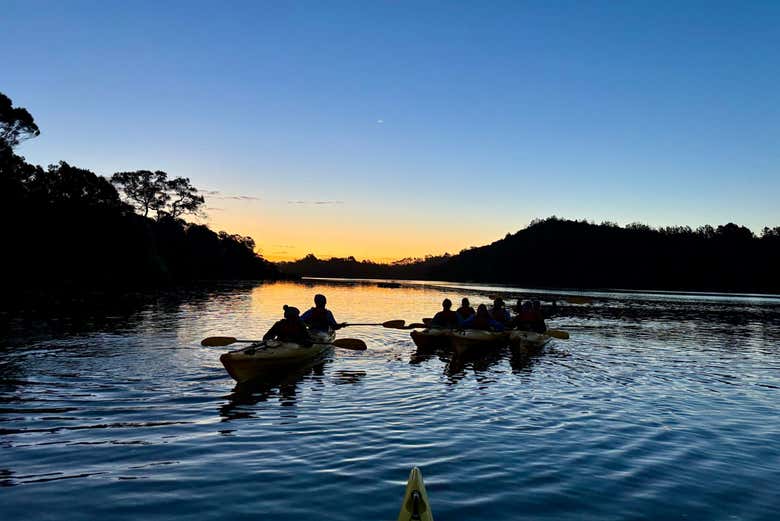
(4, 1), (779, 260)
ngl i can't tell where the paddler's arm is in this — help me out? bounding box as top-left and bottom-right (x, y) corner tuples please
(263, 321), (282, 341)
(326, 310), (344, 330)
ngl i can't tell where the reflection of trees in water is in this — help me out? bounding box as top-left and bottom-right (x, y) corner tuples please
(0, 282), (263, 348)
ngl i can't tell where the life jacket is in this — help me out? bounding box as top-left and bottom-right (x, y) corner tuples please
(432, 309), (459, 328)
(457, 306), (475, 320)
(470, 314), (494, 330)
(304, 307), (332, 331)
(283, 319), (307, 337)
(491, 307), (508, 323)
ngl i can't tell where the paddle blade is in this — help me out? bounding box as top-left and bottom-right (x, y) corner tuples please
(547, 329), (570, 340)
(382, 320), (406, 329)
(201, 336), (238, 347)
(332, 338), (367, 351)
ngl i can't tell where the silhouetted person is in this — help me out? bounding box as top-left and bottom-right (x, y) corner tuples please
(513, 301), (546, 333)
(530, 300), (548, 333)
(431, 298), (460, 328)
(490, 298), (510, 325)
(301, 294), (344, 332)
(462, 304), (505, 331)
(456, 297), (476, 321)
(263, 305), (312, 345)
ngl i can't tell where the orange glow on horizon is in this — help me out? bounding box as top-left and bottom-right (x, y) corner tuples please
(203, 200), (510, 263)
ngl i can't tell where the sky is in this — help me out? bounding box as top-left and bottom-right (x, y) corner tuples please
(4, 1), (779, 261)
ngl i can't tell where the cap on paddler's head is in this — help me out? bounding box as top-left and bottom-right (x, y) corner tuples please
(283, 305), (300, 319)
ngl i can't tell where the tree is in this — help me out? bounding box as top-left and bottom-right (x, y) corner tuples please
(111, 170), (169, 218)
(164, 177), (205, 219)
(0, 93), (40, 150)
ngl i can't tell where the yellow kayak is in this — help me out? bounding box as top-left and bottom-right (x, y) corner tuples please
(397, 467), (434, 521)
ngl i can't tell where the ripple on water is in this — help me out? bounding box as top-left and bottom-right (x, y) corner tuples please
(1, 281), (780, 520)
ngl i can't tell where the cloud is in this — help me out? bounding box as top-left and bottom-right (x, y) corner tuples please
(287, 200), (344, 205)
(203, 189), (260, 201)
(206, 206), (225, 211)
(376, 119), (384, 124)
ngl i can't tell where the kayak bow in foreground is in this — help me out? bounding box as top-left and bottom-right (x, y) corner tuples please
(398, 466), (434, 521)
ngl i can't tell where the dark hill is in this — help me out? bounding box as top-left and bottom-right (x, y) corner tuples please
(280, 217), (780, 294)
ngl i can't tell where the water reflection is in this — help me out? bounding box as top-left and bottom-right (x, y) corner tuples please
(1, 280), (779, 521)
(219, 360), (330, 421)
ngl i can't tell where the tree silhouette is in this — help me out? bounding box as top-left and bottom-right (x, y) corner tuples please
(164, 176), (205, 219)
(111, 170), (170, 218)
(0, 93), (40, 150)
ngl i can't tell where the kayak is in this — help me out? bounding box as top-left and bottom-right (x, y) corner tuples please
(398, 467), (434, 521)
(410, 328), (452, 350)
(219, 330), (335, 383)
(509, 329), (553, 350)
(449, 329), (509, 356)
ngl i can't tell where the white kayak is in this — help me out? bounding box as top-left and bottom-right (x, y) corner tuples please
(508, 330), (553, 350)
(220, 330), (335, 383)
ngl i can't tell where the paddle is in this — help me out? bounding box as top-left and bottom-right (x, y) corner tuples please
(404, 323), (428, 329)
(200, 336), (367, 350)
(342, 320), (405, 328)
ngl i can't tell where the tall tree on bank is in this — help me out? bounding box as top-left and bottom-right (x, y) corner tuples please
(111, 170), (169, 218)
(0, 93), (40, 150)
(165, 176), (205, 219)
(111, 170), (204, 219)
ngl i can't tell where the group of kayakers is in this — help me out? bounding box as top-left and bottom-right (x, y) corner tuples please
(262, 293), (549, 344)
(431, 297), (549, 333)
(263, 294), (344, 344)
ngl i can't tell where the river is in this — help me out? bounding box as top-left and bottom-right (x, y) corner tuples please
(1, 279), (779, 520)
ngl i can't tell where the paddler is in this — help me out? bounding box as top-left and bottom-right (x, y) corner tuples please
(462, 304), (505, 331)
(301, 294), (345, 332)
(513, 300), (547, 333)
(263, 305), (312, 345)
(490, 298), (511, 325)
(431, 298), (461, 328)
(530, 300), (548, 333)
(456, 297), (476, 321)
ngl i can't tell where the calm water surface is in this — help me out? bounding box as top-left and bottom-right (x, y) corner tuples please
(2, 280), (779, 520)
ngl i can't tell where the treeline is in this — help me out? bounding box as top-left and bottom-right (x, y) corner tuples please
(278, 254), (451, 280)
(281, 217), (780, 293)
(0, 92), (280, 290)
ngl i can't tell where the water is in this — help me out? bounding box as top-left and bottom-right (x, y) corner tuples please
(2, 280), (779, 520)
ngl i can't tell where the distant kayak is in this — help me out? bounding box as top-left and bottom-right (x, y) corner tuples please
(411, 328), (554, 355)
(397, 466), (434, 521)
(220, 330), (335, 383)
(410, 328), (451, 349)
(509, 330), (553, 350)
(449, 329), (509, 355)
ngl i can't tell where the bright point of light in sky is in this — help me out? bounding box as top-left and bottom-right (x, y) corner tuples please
(4, 1), (779, 261)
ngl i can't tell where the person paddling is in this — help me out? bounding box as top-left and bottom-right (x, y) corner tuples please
(490, 298), (510, 325)
(456, 297), (476, 321)
(301, 294), (345, 332)
(431, 298), (460, 328)
(513, 300), (546, 332)
(263, 305), (312, 345)
(462, 304), (505, 331)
